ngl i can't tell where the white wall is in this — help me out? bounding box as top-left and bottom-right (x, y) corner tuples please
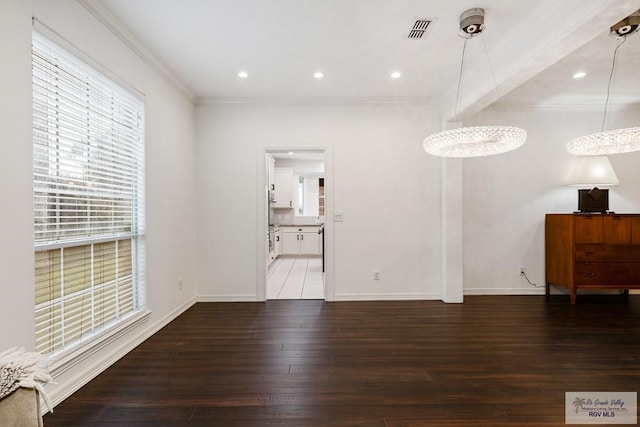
(0, 0), (36, 350)
(0, 0), (198, 407)
(463, 106), (640, 295)
(196, 103), (443, 301)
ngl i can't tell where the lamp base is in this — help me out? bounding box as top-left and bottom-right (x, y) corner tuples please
(577, 188), (609, 213)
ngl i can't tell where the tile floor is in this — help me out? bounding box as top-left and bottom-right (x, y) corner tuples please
(267, 256), (324, 299)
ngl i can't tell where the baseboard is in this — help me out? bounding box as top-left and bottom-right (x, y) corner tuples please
(332, 293), (441, 301)
(198, 293), (446, 302)
(45, 297), (197, 414)
(197, 294), (261, 302)
(464, 288), (546, 296)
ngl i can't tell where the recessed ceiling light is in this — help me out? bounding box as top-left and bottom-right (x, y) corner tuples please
(313, 72), (324, 79)
(238, 71), (248, 79)
(391, 71), (402, 79)
(572, 71), (587, 79)
(288, 151), (295, 155)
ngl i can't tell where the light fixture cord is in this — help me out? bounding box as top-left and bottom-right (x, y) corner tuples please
(601, 36), (627, 132)
(481, 33), (500, 100)
(454, 37), (469, 117)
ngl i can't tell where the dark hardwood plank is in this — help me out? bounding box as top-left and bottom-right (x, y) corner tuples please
(44, 295), (640, 426)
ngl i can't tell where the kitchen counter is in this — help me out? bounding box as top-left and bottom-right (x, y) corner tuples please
(278, 224), (323, 257)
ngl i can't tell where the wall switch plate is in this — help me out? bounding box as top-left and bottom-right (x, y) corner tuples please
(333, 212), (344, 222)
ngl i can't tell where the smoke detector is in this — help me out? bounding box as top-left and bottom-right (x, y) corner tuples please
(459, 8), (485, 37)
(610, 10), (640, 37)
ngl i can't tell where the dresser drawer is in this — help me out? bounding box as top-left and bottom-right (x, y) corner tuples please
(575, 244), (640, 262)
(575, 262), (640, 285)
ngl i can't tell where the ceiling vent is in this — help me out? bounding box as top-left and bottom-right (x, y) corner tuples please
(407, 19), (433, 39)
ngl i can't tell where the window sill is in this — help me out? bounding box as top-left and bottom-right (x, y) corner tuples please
(50, 309), (152, 377)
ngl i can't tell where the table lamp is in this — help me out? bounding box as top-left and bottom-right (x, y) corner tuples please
(567, 155), (619, 213)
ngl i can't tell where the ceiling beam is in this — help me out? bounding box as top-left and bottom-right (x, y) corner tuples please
(452, 0), (640, 121)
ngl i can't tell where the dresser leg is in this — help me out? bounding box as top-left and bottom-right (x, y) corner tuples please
(570, 289), (576, 304)
(623, 289), (629, 302)
(545, 282), (550, 300)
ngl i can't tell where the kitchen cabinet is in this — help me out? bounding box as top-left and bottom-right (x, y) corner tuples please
(545, 213), (640, 304)
(267, 154), (275, 194)
(273, 168), (294, 209)
(274, 227), (281, 256)
(280, 226), (322, 255)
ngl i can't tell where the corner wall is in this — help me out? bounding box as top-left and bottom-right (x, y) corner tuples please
(0, 0), (198, 407)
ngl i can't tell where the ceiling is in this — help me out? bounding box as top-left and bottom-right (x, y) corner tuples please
(95, 0), (640, 117)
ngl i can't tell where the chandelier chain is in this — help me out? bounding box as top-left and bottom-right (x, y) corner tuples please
(481, 33), (499, 99)
(423, 8), (527, 158)
(454, 38), (469, 118)
(601, 37), (627, 132)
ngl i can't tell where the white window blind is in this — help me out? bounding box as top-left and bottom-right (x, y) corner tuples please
(32, 29), (146, 357)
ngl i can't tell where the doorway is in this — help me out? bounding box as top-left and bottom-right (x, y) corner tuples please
(267, 256), (324, 299)
(264, 149), (327, 300)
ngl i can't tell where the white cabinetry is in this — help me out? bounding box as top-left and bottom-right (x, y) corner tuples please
(267, 154), (275, 194)
(282, 232), (300, 254)
(273, 168), (294, 209)
(280, 226), (321, 255)
(300, 230), (320, 254)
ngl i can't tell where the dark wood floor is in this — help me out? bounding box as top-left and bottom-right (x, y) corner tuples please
(44, 295), (640, 426)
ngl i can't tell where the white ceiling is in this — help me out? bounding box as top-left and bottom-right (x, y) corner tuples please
(95, 0), (640, 117)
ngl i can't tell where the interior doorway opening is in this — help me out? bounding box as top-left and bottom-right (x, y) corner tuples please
(265, 149), (326, 300)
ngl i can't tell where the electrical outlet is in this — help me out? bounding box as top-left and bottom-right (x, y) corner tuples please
(178, 278), (183, 291)
(373, 271), (380, 280)
(520, 267), (525, 276)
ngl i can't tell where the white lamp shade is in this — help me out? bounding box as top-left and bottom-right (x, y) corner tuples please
(567, 155), (619, 187)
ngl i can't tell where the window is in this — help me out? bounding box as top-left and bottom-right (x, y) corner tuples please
(32, 29), (146, 356)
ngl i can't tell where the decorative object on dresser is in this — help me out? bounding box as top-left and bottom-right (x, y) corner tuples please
(545, 213), (640, 304)
(566, 155), (619, 213)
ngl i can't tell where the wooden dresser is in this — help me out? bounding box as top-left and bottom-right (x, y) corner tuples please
(545, 213), (640, 303)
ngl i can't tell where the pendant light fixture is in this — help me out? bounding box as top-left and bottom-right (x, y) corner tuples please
(423, 8), (527, 158)
(566, 10), (640, 156)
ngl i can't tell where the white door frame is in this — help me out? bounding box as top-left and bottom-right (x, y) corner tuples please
(255, 145), (335, 301)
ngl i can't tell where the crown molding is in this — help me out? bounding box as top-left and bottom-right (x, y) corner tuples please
(196, 95), (437, 106)
(76, 0), (196, 103)
(478, 102), (640, 114)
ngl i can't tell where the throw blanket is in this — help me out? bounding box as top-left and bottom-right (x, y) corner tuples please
(0, 347), (52, 412)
